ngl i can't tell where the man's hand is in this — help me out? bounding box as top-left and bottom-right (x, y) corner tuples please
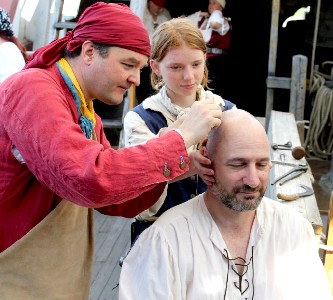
(189, 148), (215, 186)
(179, 99), (222, 148)
(158, 116), (186, 137)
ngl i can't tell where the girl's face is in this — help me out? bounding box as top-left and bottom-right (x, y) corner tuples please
(150, 45), (205, 106)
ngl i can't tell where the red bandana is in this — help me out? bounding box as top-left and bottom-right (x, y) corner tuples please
(25, 2), (150, 69)
(150, 0), (166, 8)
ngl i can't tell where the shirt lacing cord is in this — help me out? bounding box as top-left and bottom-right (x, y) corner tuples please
(222, 246), (255, 300)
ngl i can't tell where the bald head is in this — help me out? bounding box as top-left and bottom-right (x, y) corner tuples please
(205, 110), (271, 211)
(206, 109), (270, 162)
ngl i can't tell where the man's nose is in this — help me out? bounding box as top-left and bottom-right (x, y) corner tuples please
(243, 166), (260, 188)
(129, 71), (141, 86)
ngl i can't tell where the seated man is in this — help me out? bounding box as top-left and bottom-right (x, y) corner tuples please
(119, 109), (332, 299)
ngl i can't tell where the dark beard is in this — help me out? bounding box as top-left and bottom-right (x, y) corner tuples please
(211, 184), (265, 212)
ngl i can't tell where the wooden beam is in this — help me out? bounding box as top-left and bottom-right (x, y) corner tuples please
(266, 77), (291, 89)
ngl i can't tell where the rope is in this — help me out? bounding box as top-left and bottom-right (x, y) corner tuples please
(304, 69), (333, 160)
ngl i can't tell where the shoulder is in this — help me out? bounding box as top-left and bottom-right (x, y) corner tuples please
(2, 66), (65, 94)
(1, 65), (61, 92)
(0, 65), (74, 116)
(125, 95), (166, 126)
(0, 41), (19, 51)
(259, 197), (313, 229)
(153, 195), (204, 231)
(201, 88), (236, 110)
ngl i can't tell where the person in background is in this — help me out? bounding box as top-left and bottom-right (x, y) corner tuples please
(123, 17), (236, 245)
(119, 109), (332, 300)
(188, 0), (231, 97)
(0, 7), (28, 83)
(0, 3), (222, 299)
(130, 0), (171, 104)
(131, 0), (171, 39)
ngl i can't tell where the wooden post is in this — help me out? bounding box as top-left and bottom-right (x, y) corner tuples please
(52, 0), (65, 41)
(265, 0), (280, 130)
(128, 85), (136, 110)
(289, 55), (307, 121)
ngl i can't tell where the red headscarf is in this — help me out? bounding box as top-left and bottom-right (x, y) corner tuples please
(150, 0), (166, 7)
(25, 2), (150, 69)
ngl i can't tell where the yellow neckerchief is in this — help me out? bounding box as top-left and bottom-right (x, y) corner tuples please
(58, 58), (96, 127)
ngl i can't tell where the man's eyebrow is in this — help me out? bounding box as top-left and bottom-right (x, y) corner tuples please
(125, 57), (141, 64)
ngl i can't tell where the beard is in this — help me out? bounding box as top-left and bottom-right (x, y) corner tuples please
(211, 183), (266, 212)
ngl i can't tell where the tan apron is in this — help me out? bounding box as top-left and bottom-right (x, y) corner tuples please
(0, 199), (94, 300)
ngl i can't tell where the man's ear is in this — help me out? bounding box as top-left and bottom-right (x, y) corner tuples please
(81, 41), (95, 64)
(202, 146), (208, 157)
(150, 60), (160, 76)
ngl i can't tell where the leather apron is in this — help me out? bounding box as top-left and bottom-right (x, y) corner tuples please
(0, 199), (94, 300)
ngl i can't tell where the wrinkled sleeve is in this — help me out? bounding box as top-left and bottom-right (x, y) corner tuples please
(123, 110), (169, 218)
(119, 226), (182, 299)
(0, 70), (189, 212)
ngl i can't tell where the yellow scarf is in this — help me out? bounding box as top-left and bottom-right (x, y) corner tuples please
(58, 58), (96, 127)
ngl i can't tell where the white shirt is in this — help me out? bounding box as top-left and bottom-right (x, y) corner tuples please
(119, 195), (332, 299)
(0, 41), (25, 83)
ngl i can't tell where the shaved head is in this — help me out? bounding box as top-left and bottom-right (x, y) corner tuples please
(206, 109), (271, 212)
(207, 109), (269, 162)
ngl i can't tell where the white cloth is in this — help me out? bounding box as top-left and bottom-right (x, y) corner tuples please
(187, 10), (230, 43)
(119, 195), (332, 300)
(0, 41), (25, 83)
(124, 86), (233, 220)
(130, 0), (171, 39)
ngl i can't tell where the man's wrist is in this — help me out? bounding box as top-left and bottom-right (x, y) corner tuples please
(173, 129), (193, 149)
(173, 128), (184, 139)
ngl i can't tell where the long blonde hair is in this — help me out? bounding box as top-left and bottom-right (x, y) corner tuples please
(150, 17), (209, 90)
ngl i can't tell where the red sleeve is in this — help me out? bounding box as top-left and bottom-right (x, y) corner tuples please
(1, 68), (189, 209)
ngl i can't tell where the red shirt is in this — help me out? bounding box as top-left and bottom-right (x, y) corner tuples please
(0, 65), (189, 252)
